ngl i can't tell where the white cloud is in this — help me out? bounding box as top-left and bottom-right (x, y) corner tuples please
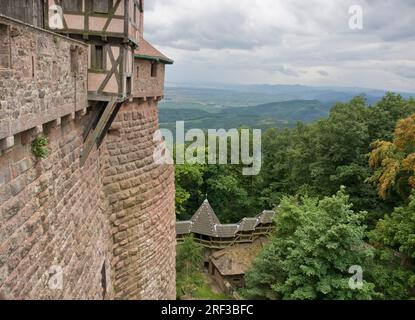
(144, 0), (415, 91)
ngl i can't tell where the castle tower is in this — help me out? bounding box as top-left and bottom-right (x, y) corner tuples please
(0, 0), (175, 300)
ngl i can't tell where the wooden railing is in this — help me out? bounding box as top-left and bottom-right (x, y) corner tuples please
(177, 227), (275, 249)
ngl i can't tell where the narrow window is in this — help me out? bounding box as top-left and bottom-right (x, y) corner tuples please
(93, 0), (113, 14)
(93, 45), (104, 70)
(31, 56), (35, 78)
(151, 62), (157, 78)
(62, 0), (83, 12)
(136, 65), (139, 79)
(126, 77), (132, 95)
(101, 262), (107, 299)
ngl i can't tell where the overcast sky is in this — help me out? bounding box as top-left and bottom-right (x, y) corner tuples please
(144, 0), (415, 92)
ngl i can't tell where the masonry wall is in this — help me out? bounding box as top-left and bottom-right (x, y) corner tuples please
(103, 99), (176, 300)
(0, 15), (88, 142)
(134, 60), (165, 98)
(0, 113), (114, 299)
(0, 16), (176, 300)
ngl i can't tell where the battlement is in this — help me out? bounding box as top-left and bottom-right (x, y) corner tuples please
(0, 15), (88, 148)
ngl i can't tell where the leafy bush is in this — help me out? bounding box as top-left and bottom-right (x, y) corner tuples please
(244, 188), (379, 300)
(31, 136), (49, 159)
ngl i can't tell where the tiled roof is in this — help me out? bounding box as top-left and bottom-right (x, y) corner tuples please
(215, 224), (239, 238)
(176, 221), (193, 235)
(176, 200), (276, 238)
(210, 242), (267, 276)
(190, 199), (221, 237)
(238, 218), (258, 231)
(135, 37), (173, 64)
(256, 210), (275, 225)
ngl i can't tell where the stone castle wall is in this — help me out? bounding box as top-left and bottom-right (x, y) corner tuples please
(0, 111), (113, 299)
(134, 60), (166, 99)
(103, 100), (176, 299)
(0, 16), (176, 300)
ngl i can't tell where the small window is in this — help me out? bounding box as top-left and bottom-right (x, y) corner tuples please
(31, 56), (35, 78)
(151, 62), (158, 78)
(136, 65), (140, 79)
(126, 77), (132, 95)
(93, 45), (104, 70)
(62, 0), (83, 12)
(101, 262), (107, 299)
(93, 0), (113, 14)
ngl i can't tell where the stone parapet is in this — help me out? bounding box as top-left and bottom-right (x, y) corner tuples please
(0, 15), (88, 144)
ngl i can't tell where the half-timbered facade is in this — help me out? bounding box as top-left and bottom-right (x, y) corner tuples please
(44, 0), (142, 101)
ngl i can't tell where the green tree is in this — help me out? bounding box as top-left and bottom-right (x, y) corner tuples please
(176, 236), (204, 297)
(368, 113), (415, 201)
(368, 93), (415, 142)
(244, 188), (378, 300)
(175, 163), (206, 218)
(205, 165), (258, 223)
(367, 191), (415, 299)
(257, 94), (415, 226)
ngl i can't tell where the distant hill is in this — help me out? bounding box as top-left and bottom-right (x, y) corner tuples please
(159, 100), (329, 132)
(228, 100), (329, 123)
(159, 84), (415, 133)
(163, 84), (415, 106)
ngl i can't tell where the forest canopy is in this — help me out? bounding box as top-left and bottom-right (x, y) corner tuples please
(175, 93), (415, 299)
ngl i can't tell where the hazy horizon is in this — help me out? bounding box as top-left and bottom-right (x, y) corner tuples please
(163, 81), (415, 95)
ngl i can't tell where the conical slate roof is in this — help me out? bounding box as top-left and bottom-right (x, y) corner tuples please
(190, 199), (220, 237)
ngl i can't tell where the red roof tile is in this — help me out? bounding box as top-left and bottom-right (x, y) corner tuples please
(135, 37), (173, 64)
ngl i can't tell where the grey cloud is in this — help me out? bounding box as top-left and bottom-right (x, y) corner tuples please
(145, 2), (274, 51)
(392, 66), (415, 79)
(144, 0), (415, 91)
(275, 65), (299, 77)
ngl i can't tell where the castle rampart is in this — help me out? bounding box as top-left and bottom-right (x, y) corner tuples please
(0, 15), (88, 144)
(0, 1), (175, 300)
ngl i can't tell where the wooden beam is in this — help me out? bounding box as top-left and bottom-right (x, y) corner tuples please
(80, 97), (118, 166)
